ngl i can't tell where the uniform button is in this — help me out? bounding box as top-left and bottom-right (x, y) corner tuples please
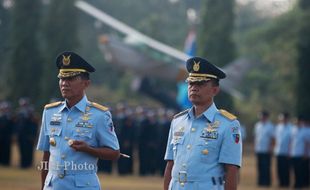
(202, 149), (209, 155)
(64, 136), (69, 140)
(61, 154), (66, 159)
(180, 182), (185, 187)
(191, 128), (196, 132)
(186, 145), (191, 150)
(182, 163), (186, 167)
(67, 117), (72, 122)
(205, 142), (208, 145)
(58, 174), (64, 179)
(87, 182), (90, 185)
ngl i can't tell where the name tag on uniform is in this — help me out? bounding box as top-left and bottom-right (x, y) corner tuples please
(50, 121), (61, 125)
(75, 122), (93, 128)
(201, 130), (218, 139)
(174, 131), (184, 137)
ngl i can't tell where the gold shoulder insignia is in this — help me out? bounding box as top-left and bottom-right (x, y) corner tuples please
(173, 109), (189, 119)
(44, 101), (62, 109)
(219, 109), (237, 120)
(90, 102), (109, 111)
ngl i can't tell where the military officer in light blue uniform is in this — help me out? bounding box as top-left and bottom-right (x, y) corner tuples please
(253, 110), (274, 187)
(164, 57), (242, 190)
(36, 51), (120, 190)
(273, 112), (292, 187)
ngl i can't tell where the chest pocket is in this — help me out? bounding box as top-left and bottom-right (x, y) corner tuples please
(197, 138), (219, 164)
(171, 137), (185, 159)
(73, 128), (93, 140)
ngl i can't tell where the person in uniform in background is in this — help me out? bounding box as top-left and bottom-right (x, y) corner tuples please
(138, 109), (159, 175)
(36, 51), (120, 190)
(15, 97), (38, 168)
(0, 101), (14, 166)
(274, 112), (292, 188)
(290, 115), (308, 189)
(117, 107), (135, 175)
(164, 57), (242, 190)
(254, 110), (274, 187)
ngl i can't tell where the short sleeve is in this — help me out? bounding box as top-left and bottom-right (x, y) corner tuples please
(36, 110), (50, 151)
(164, 121), (174, 160)
(219, 120), (242, 167)
(96, 111), (120, 150)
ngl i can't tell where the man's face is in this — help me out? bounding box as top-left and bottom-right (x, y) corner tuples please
(59, 75), (89, 101)
(188, 80), (219, 106)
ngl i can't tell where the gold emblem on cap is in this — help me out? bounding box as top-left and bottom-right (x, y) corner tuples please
(62, 55), (71, 66)
(49, 137), (56, 146)
(193, 61), (200, 72)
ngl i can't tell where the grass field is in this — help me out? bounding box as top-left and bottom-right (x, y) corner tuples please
(0, 144), (303, 190)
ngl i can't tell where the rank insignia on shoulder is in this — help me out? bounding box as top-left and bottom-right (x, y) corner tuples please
(90, 102), (108, 111)
(219, 109), (237, 120)
(44, 101), (63, 109)
(173, 109), (189, 119)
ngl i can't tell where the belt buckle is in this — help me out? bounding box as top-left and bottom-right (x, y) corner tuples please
(178, 171), (187, 184)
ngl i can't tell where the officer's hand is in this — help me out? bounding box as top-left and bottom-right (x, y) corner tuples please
(70, 140), (89, 152)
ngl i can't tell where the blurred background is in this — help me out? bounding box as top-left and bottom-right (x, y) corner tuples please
(0, 0), (310, 189)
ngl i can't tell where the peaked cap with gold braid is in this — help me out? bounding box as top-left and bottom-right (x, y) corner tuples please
(56, 51), (95, 78)
(186, 57), (226, 82)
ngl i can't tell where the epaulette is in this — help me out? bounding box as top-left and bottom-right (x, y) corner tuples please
(90, 102), (109, 111)
(173, 109), (189, 119)
(219, 109), (237, 120)
(44, 101), (62, 109)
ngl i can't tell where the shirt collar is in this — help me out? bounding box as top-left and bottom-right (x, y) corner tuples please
(58, 95), (88, 113)
(188, 103), (218, 122)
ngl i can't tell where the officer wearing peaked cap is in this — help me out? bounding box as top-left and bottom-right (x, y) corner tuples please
(37, 51), (120, 190)
(164, 57), (242, 190)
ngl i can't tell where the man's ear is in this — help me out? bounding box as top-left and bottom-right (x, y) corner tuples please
(84, 80), (91, 88)
(213, 86), (220, 96)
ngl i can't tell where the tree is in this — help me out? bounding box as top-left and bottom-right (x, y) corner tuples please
(0, 3), (11, 99)
(40, 0), (79, 102)
(8, 0), (42, 103)
(296, 0), (310, 120)
(198, 0), (236, 110)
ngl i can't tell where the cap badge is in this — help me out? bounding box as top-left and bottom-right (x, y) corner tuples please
(193, 61), (200, 71)
(62, 55), (71, 66)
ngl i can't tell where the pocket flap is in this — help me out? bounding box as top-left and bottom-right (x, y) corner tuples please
(48, 127), (62, 136)
(75, 174), (99, 187)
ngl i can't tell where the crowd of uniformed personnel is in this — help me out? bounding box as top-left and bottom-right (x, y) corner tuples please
(98, 103), (176, 176)
(254, 110), (310, 189)
(0, 98), (38, 168)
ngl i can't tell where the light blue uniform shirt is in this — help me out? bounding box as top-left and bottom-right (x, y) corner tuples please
(37, 96), (119, 190)
(274, 123), (292, 156)
(290, 125), (307, 157)
(254, 121), (274, 153)
(164, 103), (242, 190)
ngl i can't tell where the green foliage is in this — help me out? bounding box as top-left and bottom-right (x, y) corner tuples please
(0, 5), (11, 99)
(296, 0), (310, 120)
(199, 0), (236, 67)
(7, 0), (43, 103)
(237, 8), (300, 120)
